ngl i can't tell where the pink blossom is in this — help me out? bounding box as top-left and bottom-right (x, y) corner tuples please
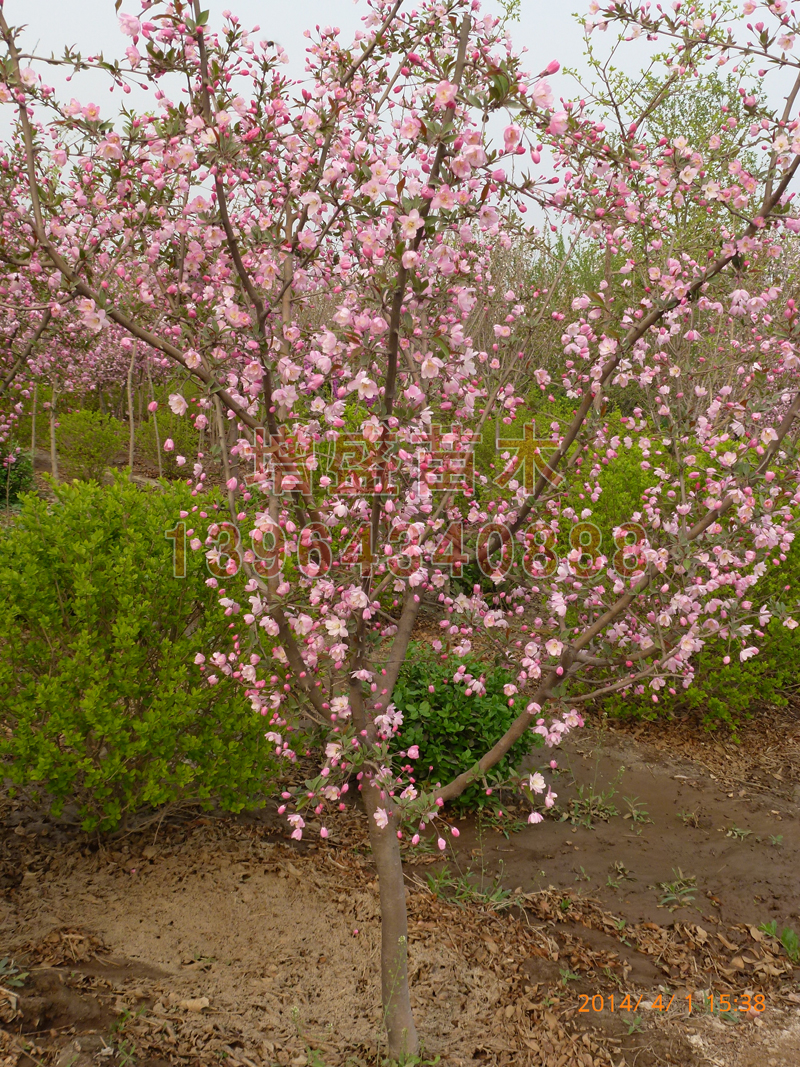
(118, 12), (141, 36)
(503, 124), (522, 152)
(548, 111), (568, 136)
(97, 136), (123, 160)
(399, 209), (424, 241)
(528, 773), (546, 794)
(531, 79), (554, 109)
(434, 80), (457, 108)
(420, 355), (443, 380)
(76, 298), (108, 333)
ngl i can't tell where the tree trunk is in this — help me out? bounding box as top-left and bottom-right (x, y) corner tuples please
(49, 394), (58, 482)
(146, 363), (163, 479)
(30, 382), (37, 458)
(127, 346), (136, 478)
(362, 782), (419, 1059)
(213, 395), (237, 517)
(225, 413), (240, 487)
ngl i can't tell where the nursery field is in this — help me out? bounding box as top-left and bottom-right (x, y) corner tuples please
(6, 0), (800, 1063)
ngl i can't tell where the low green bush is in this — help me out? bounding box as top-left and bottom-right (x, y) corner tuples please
(55, 410), (126, 482)
(1, 440), (34, 506)
(392, 644), (541, 809)
(602, 538), (800, 732)
(136, 412), (200, 479)
(0, 476), (277, 830)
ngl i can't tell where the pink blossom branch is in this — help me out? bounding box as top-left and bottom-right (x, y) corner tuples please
(439, 386), (800, 804)
(0, 307), (51, 396)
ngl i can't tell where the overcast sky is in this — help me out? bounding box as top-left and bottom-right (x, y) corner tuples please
(12, 1), (590, 76)
(4, 2), (795, 138)
(7, 0), (597, 113)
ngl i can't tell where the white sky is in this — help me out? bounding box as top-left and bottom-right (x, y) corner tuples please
(11, 1), (590, 79)
(4, 2), (796, 147)
(6, 1), (602, 116)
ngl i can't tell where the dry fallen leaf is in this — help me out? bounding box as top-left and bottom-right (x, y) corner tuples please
(178, 997), (209, 1012)
(0, 988), (19, 1024)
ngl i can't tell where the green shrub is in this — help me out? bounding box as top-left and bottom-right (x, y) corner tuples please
(602, 537), (800, 731)
(136, 412), (200, 479)
(1, 440), (34, 506)
(56, 410), (127, 482)
(392, 644), (541, 809)
(0, 476), (277, 830)
(571, 419), (655, 547)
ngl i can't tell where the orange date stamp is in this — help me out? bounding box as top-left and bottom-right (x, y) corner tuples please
(577, 992), (766, 1014)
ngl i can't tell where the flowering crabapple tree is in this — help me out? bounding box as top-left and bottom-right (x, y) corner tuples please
(4, 0), (800, 1053)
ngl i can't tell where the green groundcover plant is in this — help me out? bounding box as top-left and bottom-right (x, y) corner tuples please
(55, 409), (126, 482)
(392, 643), (542, 809)
(0, 476), (277, 830)
(0, 440), (33, 506)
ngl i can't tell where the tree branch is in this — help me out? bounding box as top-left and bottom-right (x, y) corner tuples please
(438, 385), (800, 803)
(0, 307), (52, 396)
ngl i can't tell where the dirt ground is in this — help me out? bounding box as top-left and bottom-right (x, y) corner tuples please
(455, 705), (800, 930)
(1, 707), (800, 1067)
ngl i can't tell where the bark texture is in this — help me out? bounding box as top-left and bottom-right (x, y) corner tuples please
(363, 783), (419, 1058)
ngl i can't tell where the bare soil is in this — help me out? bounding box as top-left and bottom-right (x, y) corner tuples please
(1, 707), (800, 1067)
(455, 706), (800, 930)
